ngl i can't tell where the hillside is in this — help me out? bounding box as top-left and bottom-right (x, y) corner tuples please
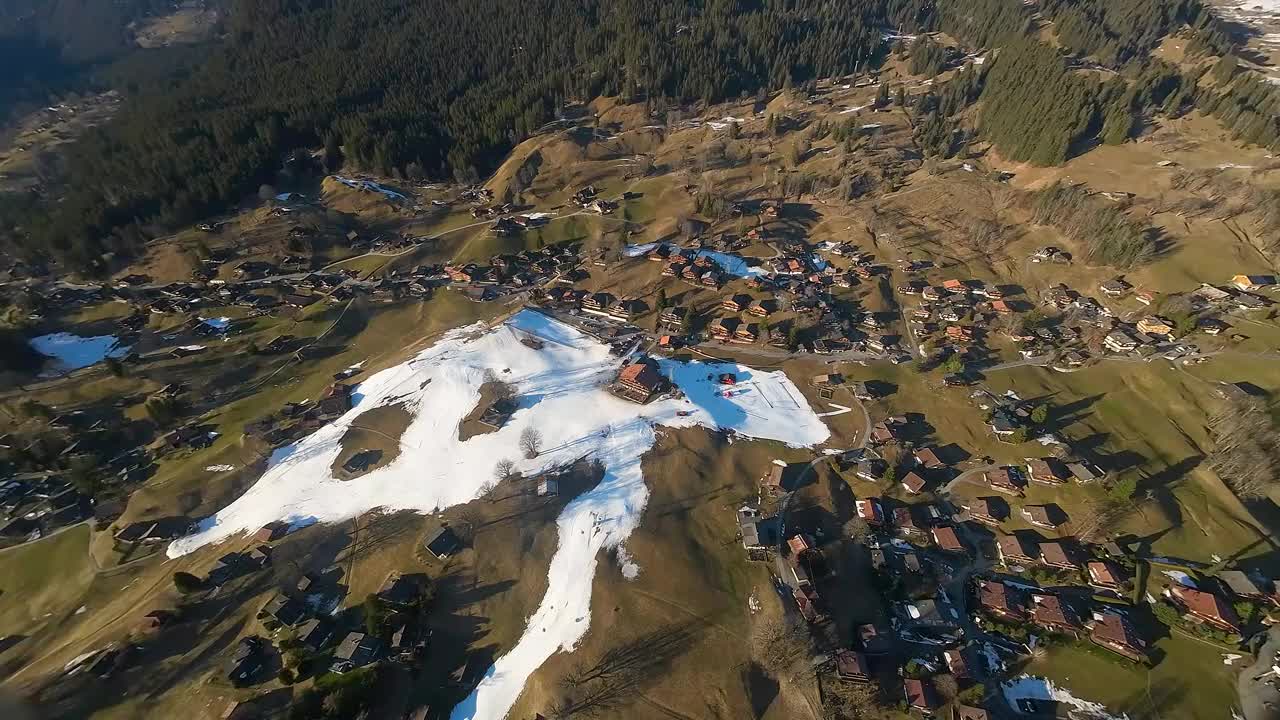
(2, 1), (1280, 720)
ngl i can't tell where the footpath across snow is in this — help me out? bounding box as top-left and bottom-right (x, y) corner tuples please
(168, 309), (829, 720)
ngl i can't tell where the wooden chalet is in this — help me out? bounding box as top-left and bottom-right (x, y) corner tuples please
(721, 294), (752, 313)
(1039, 541), (1080, 570)
(1166, 585), (1240, 634)
(965, 496), (1006, 525)
(932, 525), (966, 554)
(995, 533), (1038, 566)
(901, 471), (927, 495)
(1089, 611), (1147, 662)
(1026, 458), (1067, 485)
(976, 579), (1026, 622)
(982, 467), (1025, 496)
(1087, 560), (1126, 591)
(1030, 594), (1082, 637)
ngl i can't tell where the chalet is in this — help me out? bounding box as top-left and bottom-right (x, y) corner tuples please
(699, 270), (724, 288)
(1198, 317), (1229, 335)
(901, 471), (927, 495)
(937, 651), (966, 685)
(991, 299), (1013, 314)
(1087, 560), (1125, 591)
(946, 325), (974, 343)
(424, 526), (462, 559)
(258, 595), (306, 629)
(942, 279), (967, 294)
(722, 294), (752, 313)
(988, 412), (1021, 441)
(378, 573), (427, 607)
(659, 306), (688, 329)
(136, 609), (175, 634)
(835, 650), (872, 683)
(1068, 462), (1103, 483)
(738, 507), (776, 560)
(1039, 541), (1079, 570)
(761, 464), (786, 493)
(227, 637), (265, 686)
(811, 373), (844, 388)
(851, 381), (876, 400)
(1026, 458), (1067, 485)
(976, 283), (1004, 300)
(710, 317), (739, 341)
(581, 292), (614, 313)
(1089, 611), (1147, 662)
(854, 459), (886, 482)
(1030, 594), (1082, 636)
(893, 506), (926, 537)
(869, 422), (897, 445)
(1136, 316), (1174, 337)
(1021, 504), (1063, 529)
(1104, 330), (1140, 353)
(746, 299), (774, 317)
(922, 286), (945, 301)
(251, 521), (288, 544)
(333, 631), (383, 669)
(732, 324), (759, 343)
(1166, 585), (1240, 633)
(914, 447), (945, 470)
(296, 618), (334, 652)
(1099, 278), (1131, 297)
(966, 496), (1006, 525)
(983, 467), (1025, 496)
(904, 677), (940, 715)
(932, 525), (966, 554)
(995, 533), (1038, 566)
(976, 579), (1025, 621)
(856, 498), (885, 526)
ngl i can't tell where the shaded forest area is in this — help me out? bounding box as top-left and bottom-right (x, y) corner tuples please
(0, 0), (1277, 273)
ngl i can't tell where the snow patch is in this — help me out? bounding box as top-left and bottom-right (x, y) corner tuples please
(622, 243), (767, 278)
(164, 310), (829, 720)
(205, 465), (237, 473)
(616, 545), (640, 580)
(1162, 570), (1197, 588)
(1002, 676), (1128, 720)
(201, 316), (231, 331)
(331, 175), (408, 201)
(30, 333), (130, 374)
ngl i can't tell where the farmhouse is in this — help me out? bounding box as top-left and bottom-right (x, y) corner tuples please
(932, 525), (965, 554)
(1025, 458), (1067, 485)
(835, 649), (872, 683)
(901, 471), (927, 495)
(424, 526), (462, 559)
(612, 357), (666, 404)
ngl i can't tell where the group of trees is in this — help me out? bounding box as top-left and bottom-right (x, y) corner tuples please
(1208, 390), (1280, 500)
(1030, 181), (1156, 268)
(2, 0), (913, 271)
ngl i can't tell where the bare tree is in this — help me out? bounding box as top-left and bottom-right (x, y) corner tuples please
(520, 426), (543, 459)
(822, 677), (880, 720)
(494, 458), (516, 481)
(752, 616), (810, 682)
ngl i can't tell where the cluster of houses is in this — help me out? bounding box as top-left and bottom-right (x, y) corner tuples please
(443, 244), (582, 291)
(0, 474), (93, 546)
(243, 383), (355, 449)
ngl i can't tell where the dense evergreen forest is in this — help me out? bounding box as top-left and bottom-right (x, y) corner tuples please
(0, 0), (1276, 271)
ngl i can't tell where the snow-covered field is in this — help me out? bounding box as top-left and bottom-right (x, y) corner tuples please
(1002, 676), (1128, 720)
(168, 309), (829, 719)
(29, 332), (130, 374)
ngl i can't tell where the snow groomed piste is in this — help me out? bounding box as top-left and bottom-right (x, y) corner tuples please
(168, 309), (830, 719)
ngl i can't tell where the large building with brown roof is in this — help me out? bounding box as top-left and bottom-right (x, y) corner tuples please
(611, 360), (664, 404)
(976, 579), (1026, 622)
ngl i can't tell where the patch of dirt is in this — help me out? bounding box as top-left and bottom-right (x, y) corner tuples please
(458, 380), (518, 442)
(331, 403), (412, 479)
